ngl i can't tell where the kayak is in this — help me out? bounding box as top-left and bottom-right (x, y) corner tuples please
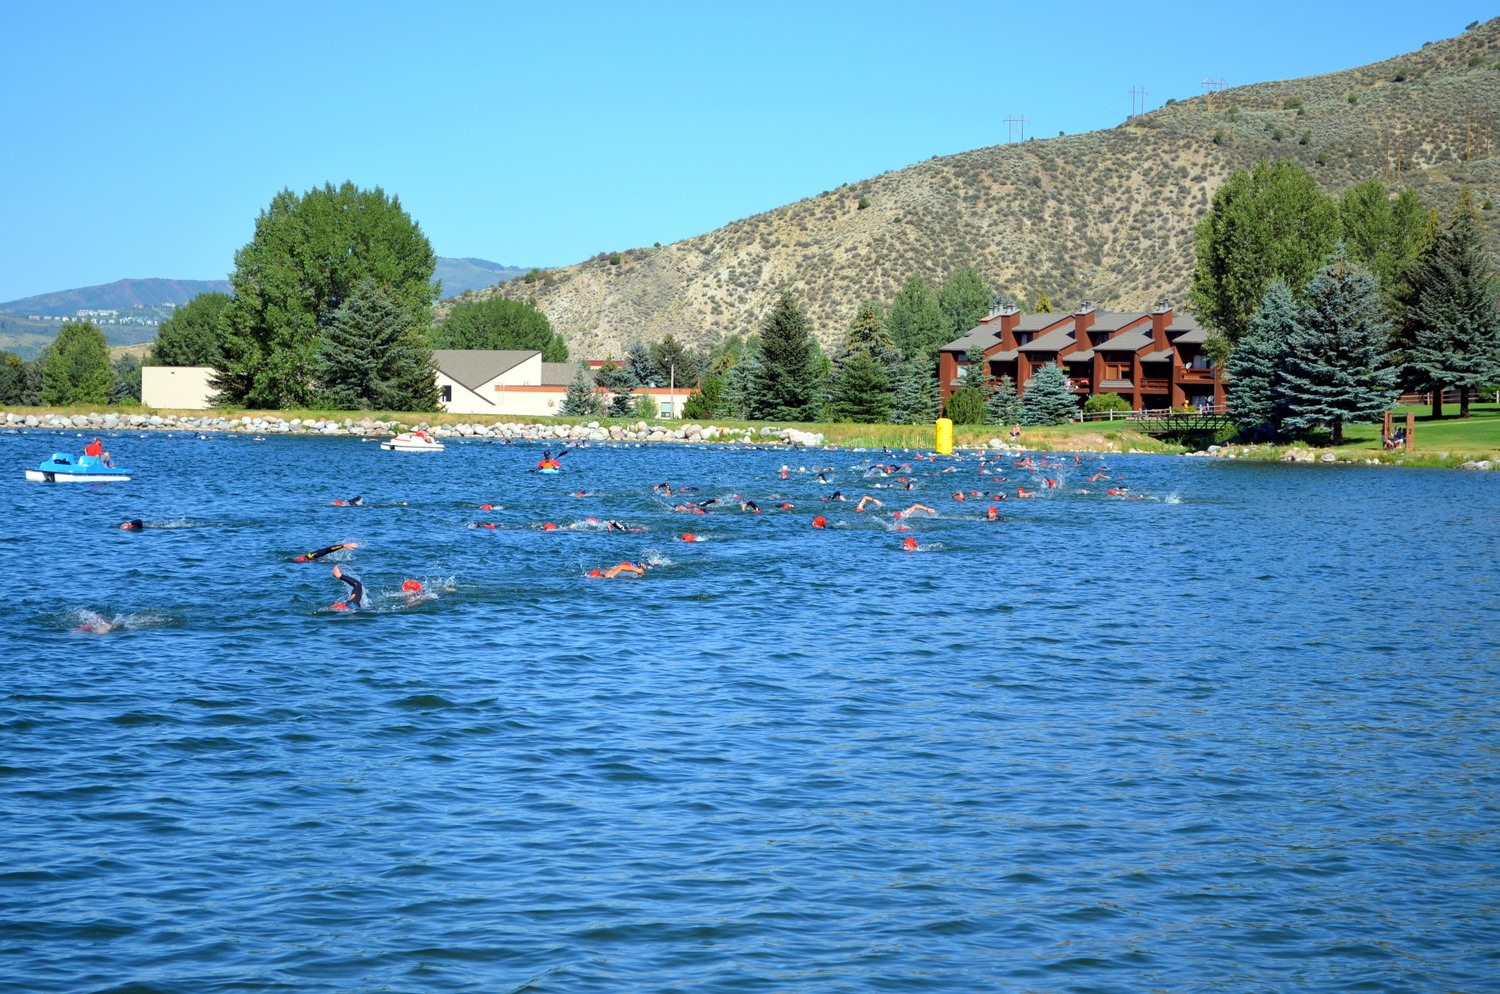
(538, 467), (561, 474)
(381, 432), (445, 452)
(25, 452), (132, 482)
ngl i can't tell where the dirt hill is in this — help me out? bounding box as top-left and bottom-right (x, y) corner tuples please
(457, 19), (1500, 359)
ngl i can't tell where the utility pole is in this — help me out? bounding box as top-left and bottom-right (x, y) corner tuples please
(1130, 85), (1148, 119)
(1004, 114), (1028, 142)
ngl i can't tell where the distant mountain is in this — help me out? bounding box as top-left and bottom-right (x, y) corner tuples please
(435, 257), (528, 298)
(471, 18), (1500, 360)
(0, 258), (526, 358)
(0, 278), (233, 318)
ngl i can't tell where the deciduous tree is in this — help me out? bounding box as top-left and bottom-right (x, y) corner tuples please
(431, 297), (567, 361)
(1191, 159), (1340, 343)
(149, 292), (230, 367)
(41, 320), (111, 406)
(938, 266), (992, 339)
(217, 182), (438, 408)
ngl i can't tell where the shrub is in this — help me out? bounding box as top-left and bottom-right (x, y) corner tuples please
(1083, 392), (1131, 414)
(943, 386), (987, 425)
(633, 393), (659, 419)
(857, 197), (870, 210)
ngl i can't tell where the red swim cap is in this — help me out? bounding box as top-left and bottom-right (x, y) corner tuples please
(332, 500), (345, 506)
(812, 516), (827, 528)
(589, 569), (603, 577)
(480, 503), (493, 510)
(483, 522), (495, 529)
(332, 602), (348, 611)
(401, 579), (422, 592)
(903, 537), (918, 550)
(542, 522), (557, 530)
(681, 533), (697, 542)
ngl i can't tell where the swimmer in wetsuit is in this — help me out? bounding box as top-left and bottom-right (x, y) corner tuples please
(331, 565), (366, 609)
(294, 542), (359, 562)
(119, 519), (145, 530)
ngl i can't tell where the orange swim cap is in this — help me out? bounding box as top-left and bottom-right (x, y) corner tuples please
(480, 503), (493, 510)
(903, 537), (918, 550)
(681, 533), (697, 542)
(589, 569), (603, 577)
(332, 602), (348, 611)
(542, 522), (558, 530)
(401, 579), (422, 592)
(483, 522), (495, 529)
(812, 516), (827, 528)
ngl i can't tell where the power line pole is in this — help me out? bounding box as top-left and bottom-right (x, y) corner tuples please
(1004, 114), (1028, 142)
(1130, 85), (1148, 119)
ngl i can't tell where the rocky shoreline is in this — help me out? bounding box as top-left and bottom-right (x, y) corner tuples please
(2, 410), (828, 448)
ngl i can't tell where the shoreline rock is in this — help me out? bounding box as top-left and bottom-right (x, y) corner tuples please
(2, 411), (829, 448)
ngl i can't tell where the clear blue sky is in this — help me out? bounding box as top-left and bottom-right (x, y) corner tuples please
(0, 1), (1487, 303)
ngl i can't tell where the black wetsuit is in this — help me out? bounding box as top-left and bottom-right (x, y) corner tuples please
(335, 570), (366, 608)
(296, 544), (350, 563)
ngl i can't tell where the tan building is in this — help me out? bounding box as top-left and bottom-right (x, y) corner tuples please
(139, 351), (688, 417)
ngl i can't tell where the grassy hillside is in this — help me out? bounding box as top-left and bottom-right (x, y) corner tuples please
(467, 19), (1500, 359)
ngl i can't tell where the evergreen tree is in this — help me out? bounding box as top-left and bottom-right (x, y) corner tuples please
(1019, 363), (1079, 425)
(109, 354), (142, 405)
(149, 291), (230, 366)
(1227, 279), (1297, 435)
(41, 320), (111, 406)
(985, 374), (1022, 426)
(21, 347), (48, 406)
(559, 365), (603, 416)
(1402, 190), (1500, 418)
(723, 353), (759, 420)
(317, 279), (438, 411)
(939, 266), (992, 338)
(887, 276), (949, 359)
(1191, 158), (1341, 343)
(836, 301), (900, 373)
(890, 355), (938, 424)
(1279, 249), (1397, 444)
(217, 181), (438, 408)
(651, 332), (696, 391)
(0, 350), (25, 405)
(594, 359), (637, 416)
(747, 292), (819, 420)
(624, 340), (656, 386)
(830, 350), (892, 422)
(430, 297), (567, 360)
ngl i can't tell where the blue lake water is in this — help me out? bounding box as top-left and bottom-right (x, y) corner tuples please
(2, 428), (1497, 993)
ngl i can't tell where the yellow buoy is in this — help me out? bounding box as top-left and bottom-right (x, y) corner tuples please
(935, 417), (954, 455)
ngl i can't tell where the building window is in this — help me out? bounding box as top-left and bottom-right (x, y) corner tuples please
(439, 385), (452, 403)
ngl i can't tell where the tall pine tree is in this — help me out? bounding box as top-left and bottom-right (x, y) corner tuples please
(1403, 190), (1500, 418)
(887, 276), (949, 360)
(986, 374), (1022, 426)
(1279, 248), (1397, 444)
(559, 365), (603, 416)
(318, 279), (438, 411)
(1227, 279), (1297, 435)
(889, 355), (938, 425)
(1019, 363), (1079, 425)
(747, 292), (819, 420)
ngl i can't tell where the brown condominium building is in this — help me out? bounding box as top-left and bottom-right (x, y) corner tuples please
(937, 300), (1227, 413)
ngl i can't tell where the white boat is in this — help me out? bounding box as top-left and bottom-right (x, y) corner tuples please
(25, 452), (133, 482)
(381, 431), (445, 452)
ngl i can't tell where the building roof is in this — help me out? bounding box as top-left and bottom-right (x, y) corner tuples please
(1018, 326), (1076, 353)
(1085, 311), (1148, 333)
(942, 327), (1001, 354)
(432, 350), (537, 391)
(1069, 349), (1095, 362)
(992, 348), (1018, 361)
(1140, 348), (1174, 364)
(1095, 328), (1155, 352)
(542, 362), (591, 386)
(1017, 313), (1069, 331)
(1166, 313), (1207, 342)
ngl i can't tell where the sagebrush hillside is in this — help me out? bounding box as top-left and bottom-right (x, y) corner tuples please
(457, 18), (1500, 359)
